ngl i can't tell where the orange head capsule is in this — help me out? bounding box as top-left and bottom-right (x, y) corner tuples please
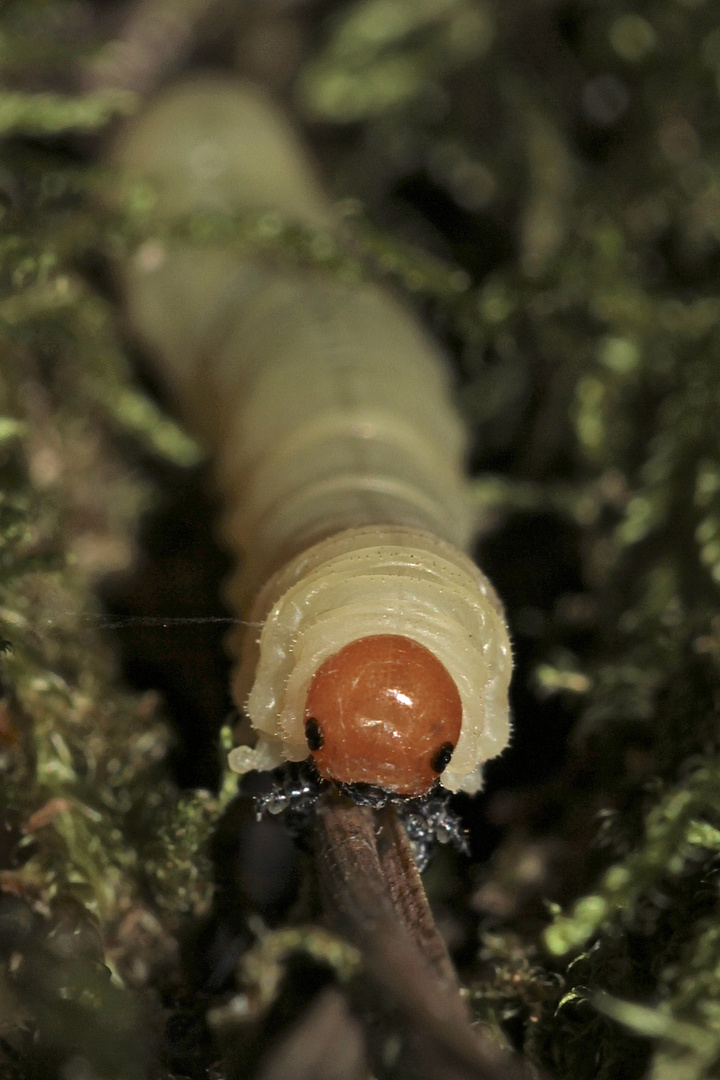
(303, 634), (463, 796)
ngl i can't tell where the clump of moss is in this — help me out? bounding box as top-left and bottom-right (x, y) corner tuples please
(0, 37), (233, 1079)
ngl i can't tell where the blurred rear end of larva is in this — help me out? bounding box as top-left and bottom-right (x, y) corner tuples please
(110, 77), (512, 796)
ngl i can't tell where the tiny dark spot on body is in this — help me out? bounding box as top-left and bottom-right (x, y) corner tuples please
(305, 717), (324, 751)
(431, 742), (454, 773)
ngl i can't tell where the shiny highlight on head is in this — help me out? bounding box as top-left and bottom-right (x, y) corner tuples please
(304, 634), (463, 795)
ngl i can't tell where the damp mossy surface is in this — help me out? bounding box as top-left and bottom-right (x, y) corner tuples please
(2, 1), (720, 1078)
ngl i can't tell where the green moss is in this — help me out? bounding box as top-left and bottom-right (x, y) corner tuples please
(297, 0), (494, 121)
(0, 88), (137, 136)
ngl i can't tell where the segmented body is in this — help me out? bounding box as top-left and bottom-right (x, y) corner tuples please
(112, 77), (512, 795)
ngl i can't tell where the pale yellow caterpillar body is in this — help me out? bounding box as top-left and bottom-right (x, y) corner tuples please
(112, 76), (512, 796)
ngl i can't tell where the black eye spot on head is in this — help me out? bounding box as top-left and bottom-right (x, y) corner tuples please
(305, 717), (324, 752)
(431, 742), (454, 774)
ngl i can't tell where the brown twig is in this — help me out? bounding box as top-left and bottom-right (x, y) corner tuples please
(313, 792), (539, 1080)
(375, 805), (461, 990)
(80, 0), (232, 96)
(256, 987), (367, 1080)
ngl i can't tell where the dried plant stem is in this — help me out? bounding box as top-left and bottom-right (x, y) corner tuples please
(81, 0), (230, 95)
(375, 805), (461, 991)
(313, 793), (536, 1080)
(256, 988), (367, 1080)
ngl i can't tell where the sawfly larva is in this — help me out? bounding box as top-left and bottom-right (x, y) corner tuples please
(111, 76), (512, 797)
